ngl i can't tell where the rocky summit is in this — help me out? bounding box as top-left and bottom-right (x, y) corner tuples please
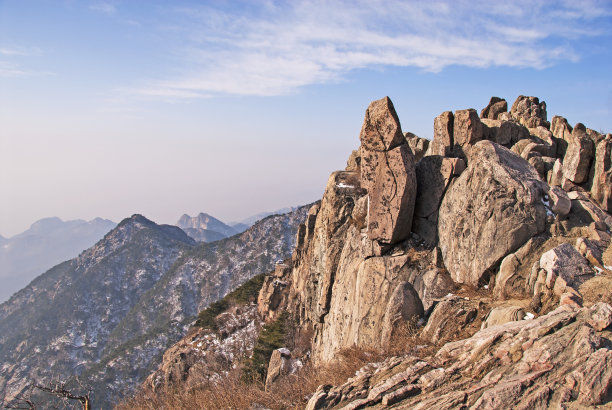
(129, 94), (612, 410)
(5, 94), (610, 409)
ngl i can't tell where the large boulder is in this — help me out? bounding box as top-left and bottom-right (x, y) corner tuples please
(563, 123), (595, 184)
(480, 96), (507, 120)
(591, 136), (612, 211)
(510, 95), (547, 128)
(360, 97), (417, 245)
(438, 141), (548, 286)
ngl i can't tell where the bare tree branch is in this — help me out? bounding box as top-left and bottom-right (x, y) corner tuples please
(33, 380), (90, 410)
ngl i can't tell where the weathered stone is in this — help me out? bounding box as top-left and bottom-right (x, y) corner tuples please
(265, 347), (293, 389)
(404, 132), (429, 162)
(421, 295), (480, 344)
(548, 159), (564, 186)
(430, 111), (454, 156)
(361, 144), (416, 245)
(563, 123), (595, 184)
(481, 96), (507, 120)
(510, 95), (547, 128)
(588, 302), (612, 331)
(438, 141), (548, 286)
(359, 96), (405, 151)
(540, 243), (594, 295)
(358, 97), (417, 246)
(412, 156), (465, 245)
(258, 264), (291, 322)
(412, 269), (455, 311)
(489, 120), (529, 148)
(481, 306), (526, 330)
(548, 185), (571, 217)
(551, 115), (573, 157)
(591, 137), (612, 211)
(528, 126), (556, 156)
(453, 108), (483, 157)
(314, 249), (424, 361)
(345, 149), (361, 172)
(575, 237), (603, 266)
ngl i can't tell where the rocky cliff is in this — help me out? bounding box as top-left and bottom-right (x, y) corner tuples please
(136, 94), (612, 409)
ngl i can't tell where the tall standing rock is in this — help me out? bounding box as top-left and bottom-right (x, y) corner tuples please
(563, 123), (595, 184)
(429, 111), (454, 156)
(453, 108), (483, 158)
(360, 97), (416, 245)
(591, 136), (612, 211)
(438, 141), (548, 286)
(510, 95), (548, 128)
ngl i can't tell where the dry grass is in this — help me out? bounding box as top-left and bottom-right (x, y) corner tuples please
(117, 318), (432, 410)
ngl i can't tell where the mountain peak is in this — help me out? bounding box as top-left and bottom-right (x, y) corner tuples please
(176, 212), (237, 241)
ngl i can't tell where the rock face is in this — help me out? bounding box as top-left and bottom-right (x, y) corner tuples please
(412, 156), (465, 245)
(308, 304), (612, 409)
(510, 95), (547, 128)
(438, 140), (548, 286)
(480, 96), (507, 120)
(360, 97), (417, 245)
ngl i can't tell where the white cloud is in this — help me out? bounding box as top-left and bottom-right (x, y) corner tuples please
(0, 46), (42, 57)
(89, 2), (116, 15)
(133, 0), (611, 98)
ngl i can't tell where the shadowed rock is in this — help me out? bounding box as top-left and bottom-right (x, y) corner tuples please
(480, 96), (507, 120)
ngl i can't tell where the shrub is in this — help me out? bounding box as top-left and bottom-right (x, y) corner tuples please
(193, 273), (267, 331)
(242, 312), (288, 382)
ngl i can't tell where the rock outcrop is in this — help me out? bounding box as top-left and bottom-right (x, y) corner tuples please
(438, 140), (548, 286)
(510, 95), (548, 128)
(308, 304), (612, 409)
(128, 94), (612, 409)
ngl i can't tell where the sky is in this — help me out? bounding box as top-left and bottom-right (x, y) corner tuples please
(0, 0), (611, 237)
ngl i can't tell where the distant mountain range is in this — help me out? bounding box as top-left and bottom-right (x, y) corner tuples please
(177, 207), (301, 242)
(176, 213), (238, 242)
(0, 206), (310, 407)
(0, 217), (116, 303)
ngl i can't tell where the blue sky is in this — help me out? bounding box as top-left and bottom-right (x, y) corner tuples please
(1, 0), (611, 236)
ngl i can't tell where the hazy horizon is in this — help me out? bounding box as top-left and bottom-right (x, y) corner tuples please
(2, 0), (611, 236)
